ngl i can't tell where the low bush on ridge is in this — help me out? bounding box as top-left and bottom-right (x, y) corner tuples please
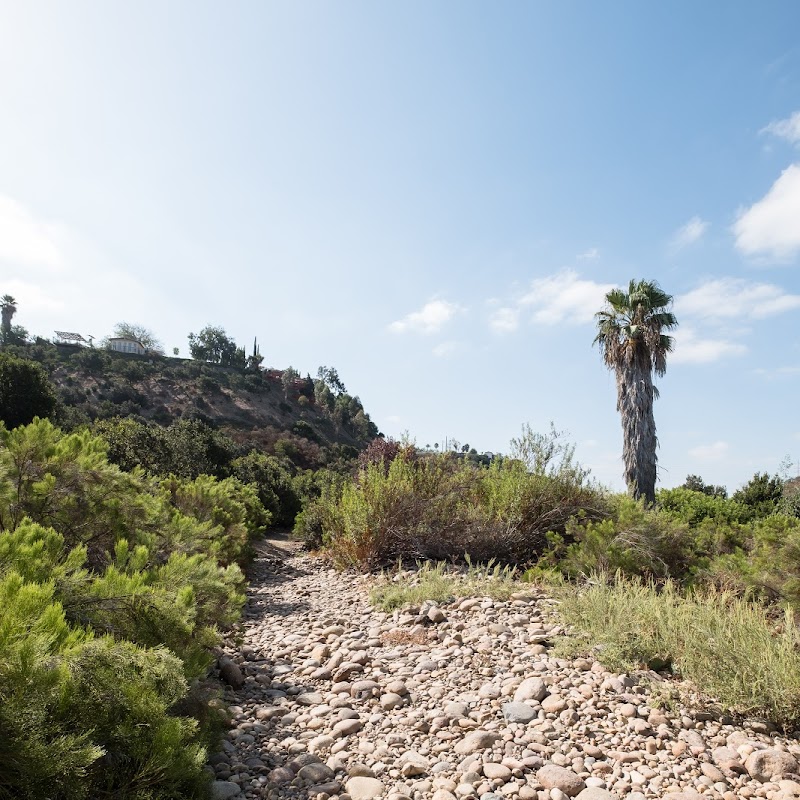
(0, 419), (267, 799)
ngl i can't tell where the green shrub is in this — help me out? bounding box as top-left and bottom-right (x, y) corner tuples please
(0, 419), (267, 797)
(0, 352), (57, 428)
(556, 574), (800, 729)
(657, 487), (753, 526)
(0, 572), (211, 799)
(317, 450), (606, 569)
(544, 496), (692, 580)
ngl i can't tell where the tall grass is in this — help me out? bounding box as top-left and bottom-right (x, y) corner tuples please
(556, 574), (800, 728)
(370, 559), (523, 611)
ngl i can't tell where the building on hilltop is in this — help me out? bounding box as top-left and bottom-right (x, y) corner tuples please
(108, 337), (147, 355)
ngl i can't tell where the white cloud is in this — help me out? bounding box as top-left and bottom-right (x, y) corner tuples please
(688, 441), (730, 461)
(676, 278), (800, 320)
(0, 194), (65, 269)
(761, 110), (800, 145)
(670, 216), (709, 250)
(577, 247), (599, 260)
(670, 326), (747, 364)
(518, 270), (614, 326)
(733, 163), (800, 260)
(4, 279), (65, 313)
(432, 341), (457, 358)
(489, 307), (519, 333)
(389, 299), (462, 335)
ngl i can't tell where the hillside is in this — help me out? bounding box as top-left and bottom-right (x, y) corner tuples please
(7, 342), (379, 469)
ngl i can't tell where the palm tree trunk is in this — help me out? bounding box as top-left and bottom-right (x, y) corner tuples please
(616, 360), (657, 503)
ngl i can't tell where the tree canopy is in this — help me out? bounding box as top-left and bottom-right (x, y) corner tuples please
(0, 353), (57, 428)
(188, 325), (245, 367)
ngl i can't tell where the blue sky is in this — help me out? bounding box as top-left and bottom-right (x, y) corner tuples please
(2, 1), (800, 492)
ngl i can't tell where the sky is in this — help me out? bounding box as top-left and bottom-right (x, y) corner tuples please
(2, 1), (800, 493)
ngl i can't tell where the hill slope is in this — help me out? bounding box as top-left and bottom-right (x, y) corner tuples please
(7, 342), (379, 468)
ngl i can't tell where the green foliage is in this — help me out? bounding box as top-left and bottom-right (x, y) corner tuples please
(0, 352), (57, 428)
(188, 325), (244, 367)
(657, 487), (752, 526)
(316, 444), (606, 569)
(230, 451), (300, 528)
(733, 471), (785, 517)
(0, 419), (267, 797)
(555, 575), (800, 729)
(681, 474), (727, 498)
(96, 417), (237, 479)
(544, 496), (692, 580)
(509, 421), (590, 484)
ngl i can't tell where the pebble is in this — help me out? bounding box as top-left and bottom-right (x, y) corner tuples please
(206, 536), (800, 800)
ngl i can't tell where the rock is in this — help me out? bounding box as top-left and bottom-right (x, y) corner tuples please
(386, 679), (408, 695)
(296, 691), (325, 706)
(333, 717), (363, 736)
(502, 702), (537, 723)
(454, 730), (501, 755)
(537, 764), (585, 797)
(428, 607), (447, 623)
(701, 762), (727, 783)
(444, 701), (470, 718)
(380, 692), (404, 710)
(333, 662), (364, 682)
(514, 677), (548, 703)
(210, 782), (242, 799)
(351, 679), (380, 698)
(268, 767), (294, 784)
(745, 749), (800, 782)
(298, 763), (336, 784)
(575, 790), (616, 800)
(218, 658), (244, 689)
(482, 763), (512, 781)
(541, 694), (567, 713)
(345, 775), (385, 799)
(400, 751), (430, 777)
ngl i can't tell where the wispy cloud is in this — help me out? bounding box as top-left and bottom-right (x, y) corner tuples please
(488, 307), (519, 333)
(0, 194), (65, 269)
(670, 216), (709, 250)
(488, 270), (613, 334)
(733, 163), (800, 260)
(670, 326), (747, 365)
(761, 110), (800, 145)
(432, 340), (458, 358)
(389, 299), (463, 335)
(676, 278), (800, 320)
(518, 270), (614, 326)
(688, 441), (730, 461)
(577, 247), (599, 260)
(752, 365), (800, 378)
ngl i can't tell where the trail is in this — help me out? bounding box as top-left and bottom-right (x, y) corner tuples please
(207, 537), (800, 800)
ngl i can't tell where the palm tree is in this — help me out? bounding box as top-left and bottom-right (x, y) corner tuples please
(594, 280), (678, 503)
(1, 294), (17, 342)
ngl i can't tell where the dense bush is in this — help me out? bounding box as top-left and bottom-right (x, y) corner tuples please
(313, 449), (606, 568)
(0, 420), (266, 797)
(657, 487), (753, 526)
(0, 352), (57, 428)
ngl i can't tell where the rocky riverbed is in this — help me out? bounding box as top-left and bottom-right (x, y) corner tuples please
(207, 537), (800, 800)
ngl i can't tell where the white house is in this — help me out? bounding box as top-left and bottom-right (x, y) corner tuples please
(108, 337), (147, 355)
